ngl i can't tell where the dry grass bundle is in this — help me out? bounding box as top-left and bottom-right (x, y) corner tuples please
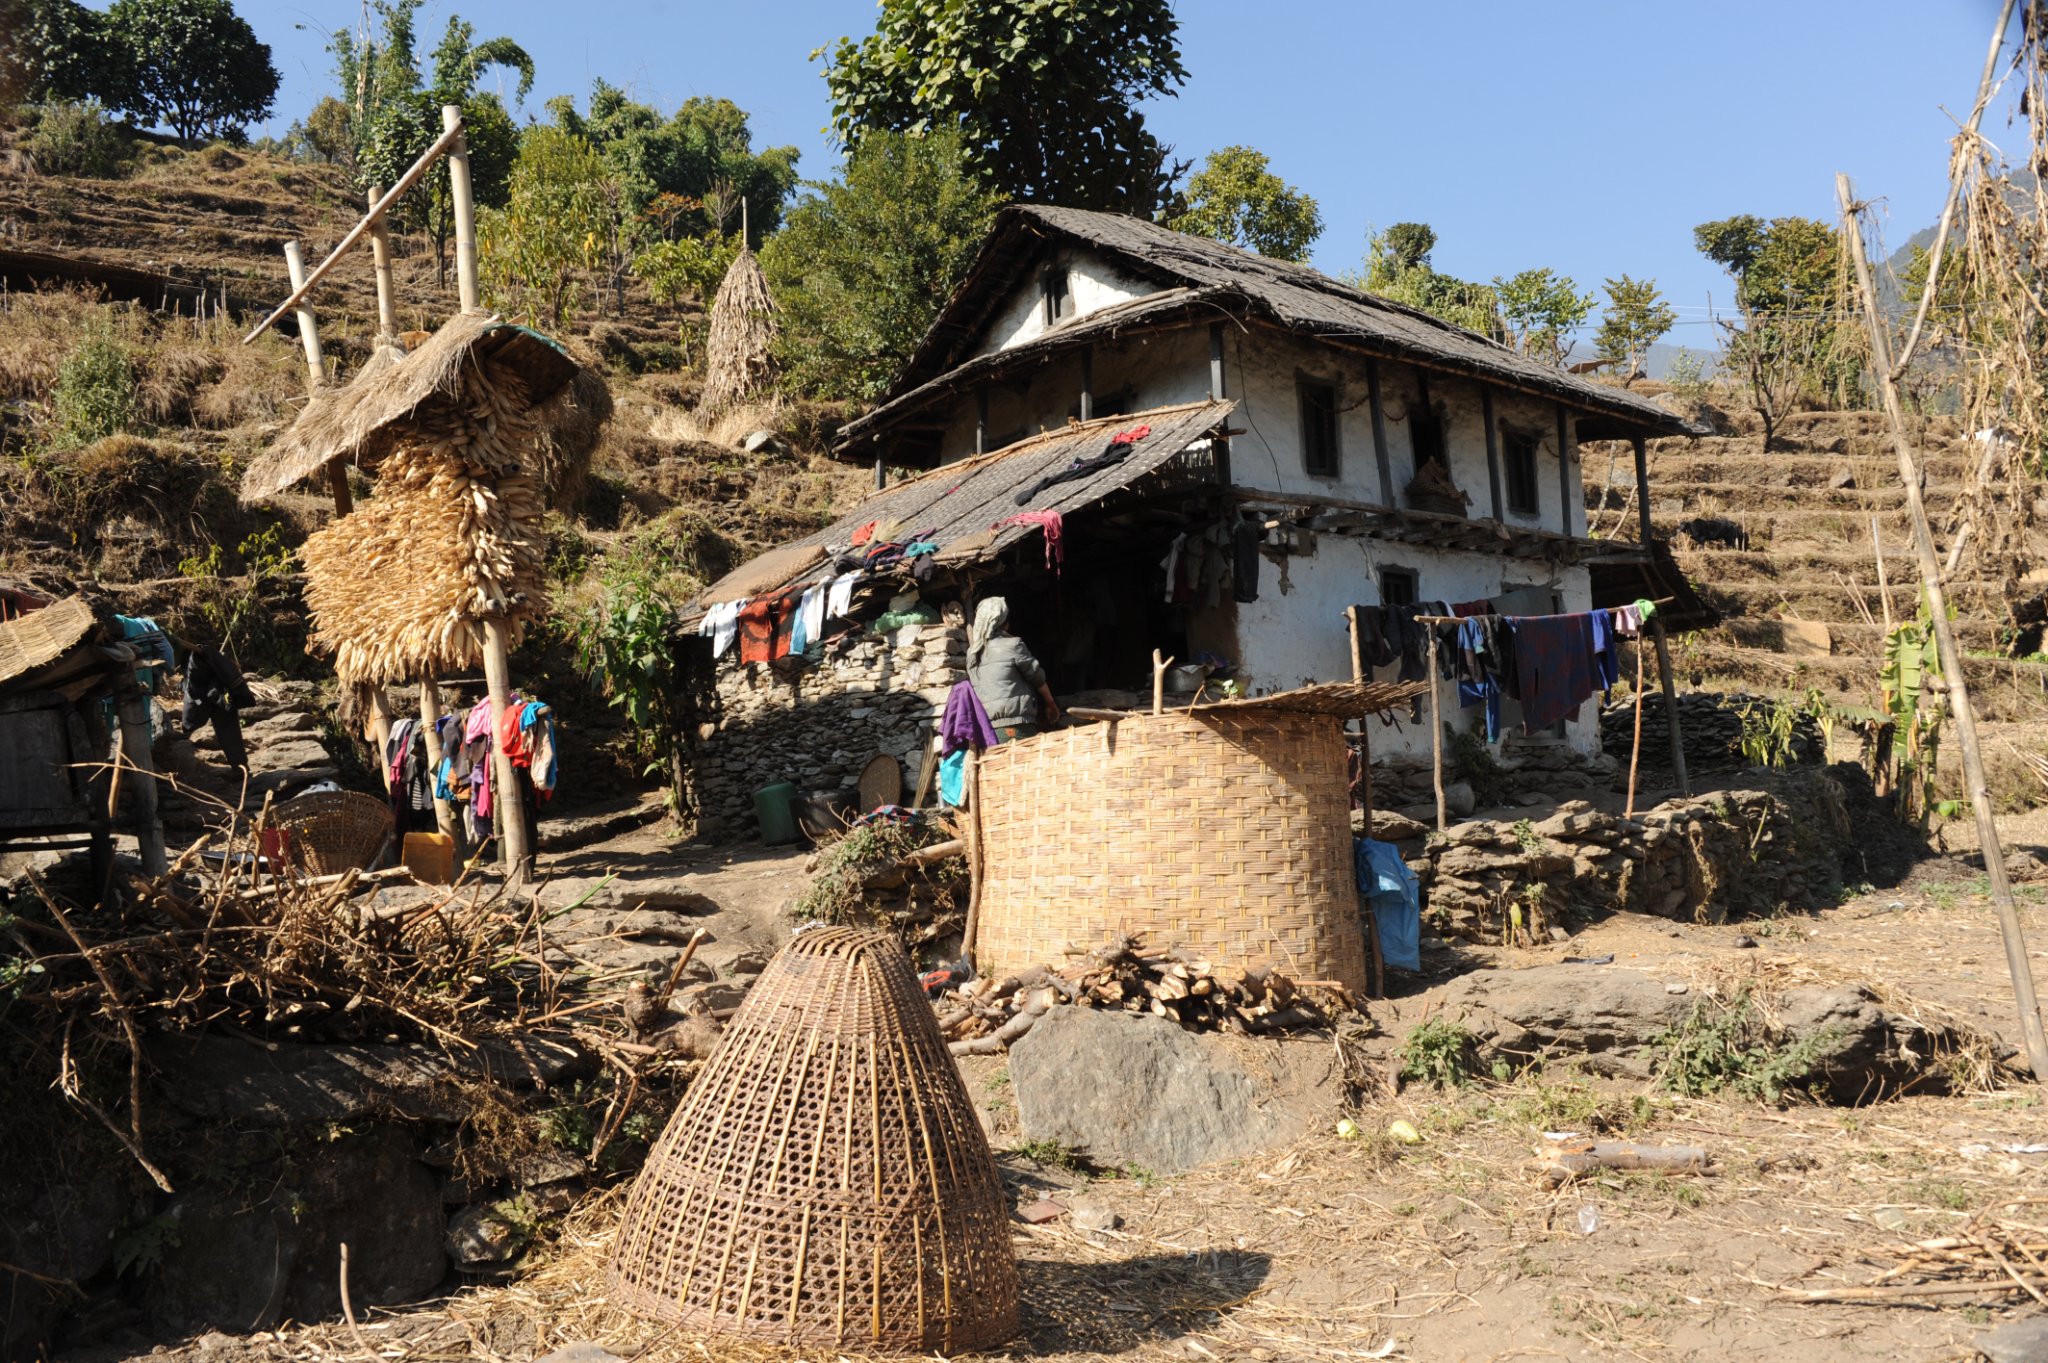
(530, 363), (613, 511)
(700, 248), (778, 416)
(299, 361), (550, 685)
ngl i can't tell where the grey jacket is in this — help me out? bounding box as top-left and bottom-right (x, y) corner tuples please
(967, 636), (1046, 726)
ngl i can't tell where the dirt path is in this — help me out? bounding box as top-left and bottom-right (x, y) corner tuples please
(70, 867), (2048, 1363)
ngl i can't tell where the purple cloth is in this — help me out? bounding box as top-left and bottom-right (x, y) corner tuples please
(940, 680), (999, 755)
(1509, 614), (1599, 732)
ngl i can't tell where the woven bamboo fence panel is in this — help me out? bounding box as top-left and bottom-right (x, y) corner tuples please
(975, 710), (1367, 992)
(607, 925), (1018, 1352)
(298, 364), (548, 686)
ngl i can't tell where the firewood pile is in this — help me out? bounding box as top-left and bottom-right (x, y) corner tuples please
(937, 933), (1356, 1055)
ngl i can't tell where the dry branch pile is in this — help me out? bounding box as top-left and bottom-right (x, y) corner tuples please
(299, 364), (549, 685)
(937, 933), (1356, 1055)
(1778, 1196), (2048, 1304)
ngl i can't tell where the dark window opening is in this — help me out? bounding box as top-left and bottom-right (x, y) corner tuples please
(1411, 408), (1446, 471)
(1298, 378), (1340, 477)
(1042, 266), (1072, 324)
(1504, 430), (1540, 516)
(1381, 566), (1419, 607)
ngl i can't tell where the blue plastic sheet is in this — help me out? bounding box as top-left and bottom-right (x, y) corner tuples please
(1356, 837), (1422, 971)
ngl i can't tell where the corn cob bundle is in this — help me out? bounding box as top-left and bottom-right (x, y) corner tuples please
(298, 361), (551, 686)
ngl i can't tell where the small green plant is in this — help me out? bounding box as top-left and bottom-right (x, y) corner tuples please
(1736, 694), (1800, 769)
(1397, 1017), (1479, 1090)
(25, 100), (131, 178)
(112, 1213), (181, 1277)
(1663, 347), (1714, 402)
(1450, 728), (1512, 806)
(1512, 818), (1541, 851)
(1012, 1137), (1082, 1172)
(538, 1102), (596, 1154)
(1655, 989), (1837, 1105)
(50, 318), (136, 446)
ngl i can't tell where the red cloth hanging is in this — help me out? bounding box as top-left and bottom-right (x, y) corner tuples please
(737, 599), (776, 663)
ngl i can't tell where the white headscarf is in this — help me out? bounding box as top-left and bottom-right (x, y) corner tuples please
(969, 597), (1009, 660)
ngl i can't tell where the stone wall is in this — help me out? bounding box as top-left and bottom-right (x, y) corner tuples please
(695, 622), (969, 838)
(1403, 772), (1852, 945)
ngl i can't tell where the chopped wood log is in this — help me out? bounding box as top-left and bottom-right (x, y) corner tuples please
(1539, 1141), (1713, 1188)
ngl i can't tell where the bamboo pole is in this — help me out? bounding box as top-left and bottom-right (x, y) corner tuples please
(282, 242), (352, 517)
(1345, 605), (1375, 830)
(113, 688), (167, 877)
(1839, 171), (2048, 1084)
(367, 184), (402, 355)
(418, 676), (457, 842)
(1634, 435), (1690, 794)
(1152, 649), (1172, 716)
(444, 104), (480, 315)
(1871, 514), (1895, 632)
(364, 687), (395, 797)
(1426, 627), (1446, 831)
(962, 749), (986, 965)
(242, 119), (466, 344)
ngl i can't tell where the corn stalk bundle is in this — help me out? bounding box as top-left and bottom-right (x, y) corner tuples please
(299, 363), (550, 685)
(700, 247), (779, 416)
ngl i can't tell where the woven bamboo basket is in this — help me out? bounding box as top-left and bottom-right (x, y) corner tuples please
(269, 791), (394, 876)
(607, 926), (1017, 1352)
(974, 709), (1367, 992)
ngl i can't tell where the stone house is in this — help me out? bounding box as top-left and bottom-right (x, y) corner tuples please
(683, 207), (1698, 834)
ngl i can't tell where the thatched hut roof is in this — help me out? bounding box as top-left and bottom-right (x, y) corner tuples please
(700, 248), (778, 415)
(239, 313), (580, 503)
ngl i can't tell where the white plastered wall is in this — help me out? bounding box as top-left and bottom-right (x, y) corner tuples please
(976, 247), (1157, 355)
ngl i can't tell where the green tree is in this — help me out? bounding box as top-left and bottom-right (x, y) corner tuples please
(348, 10), (532, 284)
(1352, 223), (1501, 338)
(3, 0), (130, 109)
(1168, 145), (1322, 262)
(104, 0), (277, 144)
(820, 0), (1187, 216)
(477, 127), (612, 328)
(1692, 214), (1840, 312)
(545, 83), (799, 240)
(1695, 213), (1860, 446)
(762, 129), (1003, 402)
(1493, 267), (1595, 364)
(1594, 274), (1678, 376)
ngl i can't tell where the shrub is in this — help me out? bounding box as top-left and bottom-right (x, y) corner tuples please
(25, 99), (130, 177)
(50, 318), (136, 445)
(1396, 1017), (1479, 1090)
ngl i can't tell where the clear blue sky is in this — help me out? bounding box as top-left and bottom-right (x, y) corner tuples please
(233, 0), (2007, 346)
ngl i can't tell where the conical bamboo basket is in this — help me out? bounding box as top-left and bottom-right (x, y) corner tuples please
(607, 926), (1018, 1352)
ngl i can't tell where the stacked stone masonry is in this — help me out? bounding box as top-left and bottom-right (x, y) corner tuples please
(696, 624), (968, 838)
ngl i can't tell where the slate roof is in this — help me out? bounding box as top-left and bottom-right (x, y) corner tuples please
(684, 400), (1234, 620)
(838, 206), (1695, 462)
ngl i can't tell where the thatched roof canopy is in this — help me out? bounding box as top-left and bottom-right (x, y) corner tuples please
(239, 313), (579, 503)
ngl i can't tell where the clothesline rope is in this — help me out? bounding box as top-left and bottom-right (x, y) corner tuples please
(1409, 595), (1674, 626)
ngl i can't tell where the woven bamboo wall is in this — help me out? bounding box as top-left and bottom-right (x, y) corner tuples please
(975, 710), (1367, 991)
(607, 926), (1017, 1351)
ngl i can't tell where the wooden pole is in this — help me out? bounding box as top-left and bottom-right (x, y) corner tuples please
(367, 184), (402, 355)
(364, 686), (395, 796)
(418, 676), (457, 841)
(1481, 389), (1505, 521)
(961, 748), (985, 964)
(1870, 514), (1895, 632)
(444, 104), (480, 314)
(1346, 604), (1374, 830)
(282, 240), (353, 517)
(1426, 627), (1446, 831)
(242, 118), (467, 344)
(114, 687), (167, 877)
(1634, 434), (1690, 794)
(479, 619), (531, 881)
(1152, 649), (1171, 716)
(1839, 171), (2048, 1083)
(1626, 635), (1646, 818)
(1366, 357), (1395, 507)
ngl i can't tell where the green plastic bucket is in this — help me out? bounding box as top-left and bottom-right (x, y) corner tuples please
(753, 781), (799, 845)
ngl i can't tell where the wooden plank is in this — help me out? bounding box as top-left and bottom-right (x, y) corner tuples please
(1366, 357), (1395, 507)
(1482, 388), (1505, 521)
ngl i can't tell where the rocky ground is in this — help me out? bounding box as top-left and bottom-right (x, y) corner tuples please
(28, 819), (2044, 1363)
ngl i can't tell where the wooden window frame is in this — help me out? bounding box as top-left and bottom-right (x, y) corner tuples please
(1041, 265), (1072, 325)
(1380, 566), (1419, 607)
(1503, 428), (1541, 517)
(1298, 376), (1341, 478)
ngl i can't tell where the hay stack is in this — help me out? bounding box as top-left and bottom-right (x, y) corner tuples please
(298, 364), (549, 685)
(529, 363), (612, 511)
(700, 248), (778, 416)
(607, 925), (1018, 1352)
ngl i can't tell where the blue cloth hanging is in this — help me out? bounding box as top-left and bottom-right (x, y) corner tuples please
(1356, 837), (1422, 971)
(938, 748), (967, 806)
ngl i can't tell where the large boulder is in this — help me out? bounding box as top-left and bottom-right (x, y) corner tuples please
(1007, 1007), (1332, 1175)
(1773, 986), (1930, 1103)
(1438, 965), (1690, 1077)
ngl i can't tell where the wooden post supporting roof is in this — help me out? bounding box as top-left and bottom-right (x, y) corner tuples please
(1633, 434), (1689, 794)
(1367, 358), (1395, 508)
(1554, 404), (1575, 536)
(1481, 389), (1505, 521)
(1839, 170), (2048, 1083)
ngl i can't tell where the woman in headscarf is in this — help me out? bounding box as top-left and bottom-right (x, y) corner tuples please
(966, 597), (1060, 740)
